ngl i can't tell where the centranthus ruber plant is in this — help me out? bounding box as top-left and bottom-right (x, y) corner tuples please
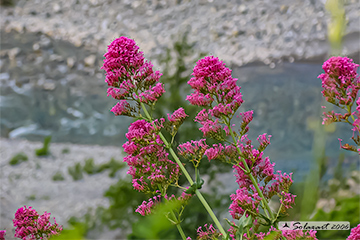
(318, 56), (360, 153)
(102, 36), (317, 239)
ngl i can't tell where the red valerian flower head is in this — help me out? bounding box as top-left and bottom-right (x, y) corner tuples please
(102, 37), (165, 116)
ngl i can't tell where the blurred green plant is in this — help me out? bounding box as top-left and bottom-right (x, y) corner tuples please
(83, 157), (125, 177)
(50, 223), (86, 240)
(311, 195), (359, 239)
(62, 148), (70, 154)
(35, 136), (52, 156)
(325, 0), (346, 54)
(26, 194), (36, 201)
(100, 158), (126, 178)
(129, 200), (182, 239)
(0, 0), (14, 7)
(52, 171), (65, 181)
(101, 177), (147, 233)
(68, 162), (83, 181)
(300, 117), (329, 220)
(83, 158), (99, 175)
(9, 152), (28, 165)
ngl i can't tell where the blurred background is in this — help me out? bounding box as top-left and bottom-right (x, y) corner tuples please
(0, 0), (359, 239)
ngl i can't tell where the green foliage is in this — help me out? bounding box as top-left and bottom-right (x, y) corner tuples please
(62, 148), (70, 154)
(68, 162), (83, 181)
(300, 116), (328, 220)
(26, 194), (36, 201)
(9, 152), (28, 165)
(100, 158), (126, 178)
(35, 135), (52, 156)
(0, 0), (15, 7)
(50, 223), (86, 240)
(101, 178), (146, 232)
(311, 195), (360, 239)
(83, 157), (125, 177)
(129, 201), (181, 239)
(83, 158), (99, 175)
(52, 171), (65, 181)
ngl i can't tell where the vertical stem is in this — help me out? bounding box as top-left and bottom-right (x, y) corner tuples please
(176, 224), (187, 240)
(195, 189), (226, 236)
(169, 210), (187, 240)
(140, 102), (227, 237)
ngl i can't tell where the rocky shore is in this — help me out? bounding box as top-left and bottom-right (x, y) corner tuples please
(0, 137), (124, 239)
(1, 0), (359, 67)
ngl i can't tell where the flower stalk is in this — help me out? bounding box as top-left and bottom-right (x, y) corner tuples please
(141, 102), (227, 236)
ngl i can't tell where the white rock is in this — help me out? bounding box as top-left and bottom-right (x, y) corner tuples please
(67, 57), (76, 68)
(84, 55), (96, 67)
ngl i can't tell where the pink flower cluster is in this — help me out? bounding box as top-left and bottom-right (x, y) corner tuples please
(123, 119), (180, 193)
(347, 224), (360, 240)
(0, 230), (5, 240)
(13, 206), (62, 240)
(167, 107), (188, 123)
(229, 187), (262, 219)
(135, 194), (162, 216)
(102, 37), (165, 116)
(230, 135), (295, 219)
(135, 191), (192, 216)
(318, 56), (360, 153)
(187, 56), (243, 137)
(178, 139), (209, 165)
(167, 107), (189, 133)
(318, 56), (359, 106)
(186, 224), (221, 240)
(252, 226), (318, 240)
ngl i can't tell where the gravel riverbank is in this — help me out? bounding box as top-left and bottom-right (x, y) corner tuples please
(0, 137), (124, 239)
(1, 0), (359, 67)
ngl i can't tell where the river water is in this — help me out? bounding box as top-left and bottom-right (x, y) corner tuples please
(0, 30), (358, 182)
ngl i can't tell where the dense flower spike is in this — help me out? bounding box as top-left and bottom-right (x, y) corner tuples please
(187, 56), (244, 138)
(318, 56), (360, 153)
(13, 206), (62, 240)
(347, 224), (360, 240)
(318, 56), (359, 105)
(102, 36), (165, 116)
(187, 56), (296, 236)
(123, 119), (180, 193)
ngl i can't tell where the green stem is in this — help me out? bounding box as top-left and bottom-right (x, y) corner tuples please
(347, 105), (357, 123)
(227, 123), (276, 224)
(195, 189), (226, 236)
(140, 102), (226, 236)
(176, 224), (187, 240)
(170, 210), (187, 240)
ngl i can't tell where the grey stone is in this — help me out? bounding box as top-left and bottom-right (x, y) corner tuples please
(84, 54), (96, 67)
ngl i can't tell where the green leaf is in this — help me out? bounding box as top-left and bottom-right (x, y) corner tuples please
(185, 184), (197, 194)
